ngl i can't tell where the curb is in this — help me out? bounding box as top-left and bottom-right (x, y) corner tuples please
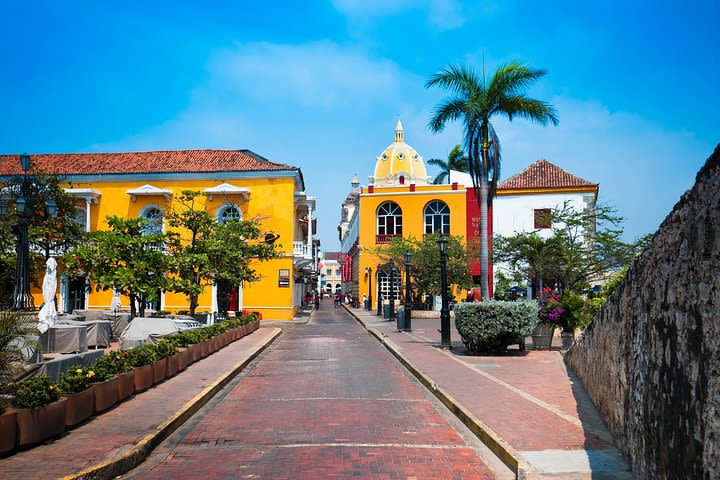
(343, 306), (529, 480)
(61, 327), (282, 480)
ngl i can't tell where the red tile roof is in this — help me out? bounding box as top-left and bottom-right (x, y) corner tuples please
(0, 150), (298, 176)
(497, 159), (597, 191)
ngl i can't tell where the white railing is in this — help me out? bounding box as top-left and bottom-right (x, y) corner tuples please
(293, 241), (310, 258)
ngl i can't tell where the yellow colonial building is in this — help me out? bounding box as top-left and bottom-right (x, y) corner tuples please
(0, 149), (317, 320)
(338, 121), (469, 306)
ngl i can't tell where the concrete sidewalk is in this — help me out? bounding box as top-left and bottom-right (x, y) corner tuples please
(0, 327), (281, 480)
(345, 306), (630, 479)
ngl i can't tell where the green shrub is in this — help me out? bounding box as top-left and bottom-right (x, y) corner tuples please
(167, 332), (191, 347)
(153, 339), (177, 358)
(454, 300), (539, 354)
(125, 344), (157, 367)
(155, 310), (171, 318)
(14, 376), (60, 409)
(558, 291), (591, 332)
(59, 365), (96, 394)
(92, 350), (132, 379)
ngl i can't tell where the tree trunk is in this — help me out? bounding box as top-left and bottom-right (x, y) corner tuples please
(189, 293), (198, 316)
(479, 172), (490, 300)
(138, 294), (146, 318)
(129, 293), (137, 319)
(537, 275), (543, 306)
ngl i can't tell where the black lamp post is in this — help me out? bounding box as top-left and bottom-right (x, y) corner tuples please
(11, 154), (59, 311)
(388, 260), (396, 321)
(404, 250), (412, 332)
(365, 267), (372, 310)
(438, 234), (451, 349)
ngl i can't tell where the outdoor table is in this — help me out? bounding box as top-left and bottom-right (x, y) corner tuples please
(56, 319), (112, 348)
(102, 311), (130, 338)
(26, 350), (105, 381)
(40, 324), (88, 354)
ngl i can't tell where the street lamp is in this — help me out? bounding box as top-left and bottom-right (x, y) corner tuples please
(438, 234), (451, 349)
(388, 260), (396, 321)
(404, 250), (412, 332)
(11, 154), (58, 311)
(365, 267), (372, 310)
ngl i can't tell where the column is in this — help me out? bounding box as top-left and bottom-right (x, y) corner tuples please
(85, 197), (91, 232)
(306, 202), (312, 258)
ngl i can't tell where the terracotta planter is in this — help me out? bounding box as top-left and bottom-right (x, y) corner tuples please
(166, 354), (179, 377)
(230, 328), (238, 341)
(134, 365), (153, 392)
(178, 348), (192, 371)
(117, 371), (135, 401)
(0, 410), (17, 455)
(207, 337), (217, 354)
(189, 343), (201, 362)
(199, 340), (209, 358)
(222, 331), (230, 346)
(212, 335), (222, 351)
(152, 358), (168, 384)
(93, 377), (118, 413)
(63, 386), (95, 428)
(15, 398), (67, 447)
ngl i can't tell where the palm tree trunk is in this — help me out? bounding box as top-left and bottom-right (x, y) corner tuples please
(479, 174), (490, 300)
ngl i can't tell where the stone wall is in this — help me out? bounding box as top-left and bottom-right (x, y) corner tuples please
(566, 145), (720, 479)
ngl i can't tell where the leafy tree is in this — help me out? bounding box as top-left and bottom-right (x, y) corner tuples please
(427, 61), (558, 299)
(428, 145), (469, 184)
(493, 232), (564, 304)
(63, 216), (172, 319)
(165, 191), (279, 315)
(369, 234), (474, 308)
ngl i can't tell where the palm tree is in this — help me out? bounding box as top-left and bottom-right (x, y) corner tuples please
(428, 145), (469, 184)
(426, 61), (558, 299)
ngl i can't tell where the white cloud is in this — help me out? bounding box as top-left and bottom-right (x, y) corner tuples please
(331, 0), (464, 30)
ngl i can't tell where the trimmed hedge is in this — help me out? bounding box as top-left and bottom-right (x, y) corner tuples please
(454, 300), (539, 354)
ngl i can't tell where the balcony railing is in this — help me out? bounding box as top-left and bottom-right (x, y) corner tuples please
(376, 234), (401, 244)
(293, 241), (310, 258)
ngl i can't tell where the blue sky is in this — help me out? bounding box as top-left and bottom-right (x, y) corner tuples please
(2, 1), (718, 249)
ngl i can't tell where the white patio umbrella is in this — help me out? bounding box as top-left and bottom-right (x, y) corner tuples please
(110, 290), (122, 312)
(37, 258), (58, 334)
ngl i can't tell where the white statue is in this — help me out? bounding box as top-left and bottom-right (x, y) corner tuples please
(37, 258), (58, 334)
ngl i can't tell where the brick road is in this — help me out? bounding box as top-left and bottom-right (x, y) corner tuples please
(347, 307), (631, 478)
(126, 302), (501, 479)
(0, 327), (277, 480)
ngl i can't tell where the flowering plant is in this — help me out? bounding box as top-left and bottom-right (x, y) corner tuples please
(537, 288), (565, 325)
(14, 376), (61, 409)
(59, 366), (96, 394)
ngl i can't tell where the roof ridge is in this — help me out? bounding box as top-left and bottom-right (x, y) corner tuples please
(497, 158), (597, 190)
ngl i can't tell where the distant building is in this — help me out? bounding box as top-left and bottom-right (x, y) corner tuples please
(320, 252), (342, 295)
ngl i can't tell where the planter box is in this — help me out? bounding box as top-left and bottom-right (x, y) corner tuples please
(199, 340), (209, 358)
(0, 410), (17, 455)
(178, 348), (192, 371)
(166, 354), (179, 377)
(93, 377), (118, 414)
(15, 398), (67, 447)
(63, 386), (95, 428)
(117, 371), (135, 401)
(532, 324), (556, 350)
(189, 343), (201, 362)
(134, 365), (153, 392)
(152, 358), (168, 384)
(207, 337), (217, 354)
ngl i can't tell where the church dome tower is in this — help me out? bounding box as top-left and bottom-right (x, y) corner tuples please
(370, 120), (430, 186)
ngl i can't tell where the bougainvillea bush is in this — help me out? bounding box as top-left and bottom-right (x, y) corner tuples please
(537, 288), (564, 326)
(454, 300), (539, 354)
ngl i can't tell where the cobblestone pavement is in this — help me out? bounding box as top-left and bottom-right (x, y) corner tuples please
(348, 307), (631, 479)
(0, 327), (277, 480)
(125, 301), (507, 479)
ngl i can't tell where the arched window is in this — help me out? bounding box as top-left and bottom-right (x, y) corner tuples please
(140, 205), (164, 235)
(424, 200), (450, 234)
(377, 201), (402, 241)
(74, 206), (87, 232)
(217, 203), (241, 223)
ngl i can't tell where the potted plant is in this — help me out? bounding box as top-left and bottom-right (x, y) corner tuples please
(0, 311), (41, 453)
(13, 376), (67, 447)
(169, 332), (193, 371)
(153, 339), (177, 381)
(557, 292), (590, 350)
(125, 345), (157, 392)
(59, 366), (96, 428)
(533, 288), (563, 350)
(90, 352), (132, 412)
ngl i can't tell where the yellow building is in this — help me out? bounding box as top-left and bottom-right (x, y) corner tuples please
(338, 121), (468, 306)
(0, 150), (317, 320)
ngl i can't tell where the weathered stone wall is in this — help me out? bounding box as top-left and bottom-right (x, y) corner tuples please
(566, 145), (720, 479)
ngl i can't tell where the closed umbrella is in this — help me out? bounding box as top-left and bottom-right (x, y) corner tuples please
(110, 290), (122, 312)
(37, 258), (58, 333)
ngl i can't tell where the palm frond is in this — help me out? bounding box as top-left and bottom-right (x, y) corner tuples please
(427, 158), (448, 169)
(428, 98), (467, 133)
(425, 63), (482, 96)
(432, 171), (449, 184)
(497, 96), (559, 126)
(488, 60), (548, 100)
